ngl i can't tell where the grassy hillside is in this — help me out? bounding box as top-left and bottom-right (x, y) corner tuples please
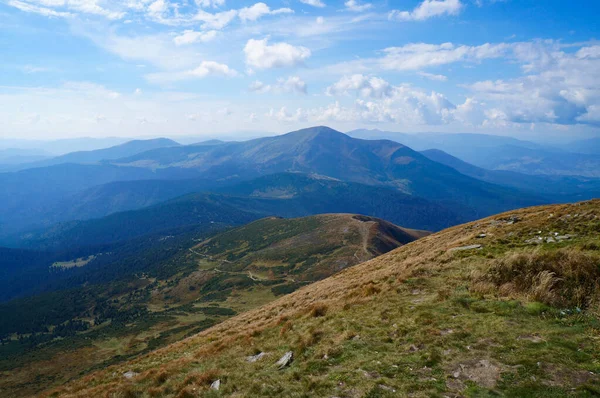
(47, 200), (600, 397)
(0, 214), (422, 397)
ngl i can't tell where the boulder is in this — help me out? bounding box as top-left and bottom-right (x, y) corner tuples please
(276, 351), (293, 369)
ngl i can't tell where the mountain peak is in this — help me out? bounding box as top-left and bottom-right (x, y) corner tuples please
(284, 126), (348, 140)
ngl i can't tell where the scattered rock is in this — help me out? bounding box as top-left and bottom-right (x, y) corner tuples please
(378, 384), (396, 392)
(449, 244), (482, 252)
(123, 371), (138, 379)
(276, 351), (293, 369)
(246, 352), (266, 363)
(408, 344), (422, 352)
(448, 359), (501, 389)
(210, 379), (220, 390)
(361, 370), (381, 379)
(476, 233), (487, 239)
(518, 335), (544, 343)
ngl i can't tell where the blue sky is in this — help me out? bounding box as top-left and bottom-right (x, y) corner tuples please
(1, 0), (599, 140)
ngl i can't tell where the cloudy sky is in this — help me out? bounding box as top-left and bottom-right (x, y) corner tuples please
(1, 0), (599, 140)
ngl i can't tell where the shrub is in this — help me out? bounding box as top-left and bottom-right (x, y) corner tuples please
(310, 303), (328, 317)
(474, 249), (600, 308)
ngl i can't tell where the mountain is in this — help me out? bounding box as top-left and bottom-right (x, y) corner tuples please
(0, 214), (424, 397)
(47, 200), (600, 398)
(564, 137), (600, 155)
(7, 138), (180, 171)
(348, 129), (547, 153)
(110, 126), (544, 218)
(469, 144), (600, 177)
(0, 163), (204, 238)
(9, 173), (457, 250)
(350, 129), (600, 177)
(0, 137), (131, 155)
(0, 148), (51, 166)
(421, 149), (600, 201)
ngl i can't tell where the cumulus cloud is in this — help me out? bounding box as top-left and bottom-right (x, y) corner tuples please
(417, 71), (448, 81)
(238, 2), (293, 22)
(194, 9), (238, 29)
(464, 41), (600, 126)
(300, 0), (325, 7)
(9, 0), (125, 19)
(344, 0), (372, 12)
(173, 30), (217, 45)
(146, 61), (238, 83)
(380, 42), (509, 71)
(389, 0), (463, 21)
(266, 107), (308, 123)
(244, 38), (311, 69)
(195, 0), (225, 8)
(326, 74), (392, 98)
(249, 76), (307, 94)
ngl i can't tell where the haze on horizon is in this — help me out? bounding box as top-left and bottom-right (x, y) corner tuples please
(1, 0), (599, 141)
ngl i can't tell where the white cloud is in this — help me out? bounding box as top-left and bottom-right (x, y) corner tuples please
(266, 107), (308, 122)
(173, 29), (217, 45)
(417, 71), (448, 81)
(9, 0), (125, 19)
(249, 76), (307, 94)
(300, 0), (325, 7)
(380, 42), (509, 71)
(238, 3), (293, 22)
(344, 0), (372, 12)
(389, 0), (463, 21)
(326, 74), (392, 99)
(8, 0), (73, 17)
(195, 0), (225, 8)
(194, 9), (238, 29)
(146, 61), (238, 83)
(244, 38), (311, 69)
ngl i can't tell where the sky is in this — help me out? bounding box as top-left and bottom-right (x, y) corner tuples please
(1, 0), (599, 140)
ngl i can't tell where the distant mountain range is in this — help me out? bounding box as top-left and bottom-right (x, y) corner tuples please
(350, 128), (600, 177)
(10, 173), (459, 250)
(0, 127), (554, 244)
(421, 149), (600, 201)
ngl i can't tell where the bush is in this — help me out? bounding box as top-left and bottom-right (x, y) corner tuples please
(474, 249), (600, 308)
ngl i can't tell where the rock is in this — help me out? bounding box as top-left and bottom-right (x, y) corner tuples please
(210, 379), (220, 390)
(476, 233), (487, 239)
(276, 351), (293, 369)
(123, 371), (138, 379)
(450, 359), (501, 389)
(378, 384), (396, 392)
(246, 352), (266, 363)
(556, 234), (575, 241)
(449, 244), (482, 252)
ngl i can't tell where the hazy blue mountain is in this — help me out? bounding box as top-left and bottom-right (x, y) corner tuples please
(9, 172), (464, 250)
(467, 144), (600, 177)
(8, 138), (180, 171)
(349, 129), (600, 177)
(347, 129), (547, 152)
(0, 137), (131, 155)
(563, 137), (600, 155)
(0, 148), (51, 166)
(0, 164), (204, 237)
(421, 149), (600, 201)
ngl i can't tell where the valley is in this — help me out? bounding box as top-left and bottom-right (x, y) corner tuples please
(44, 200), (600, 397)
(0, 214), (424, 397)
